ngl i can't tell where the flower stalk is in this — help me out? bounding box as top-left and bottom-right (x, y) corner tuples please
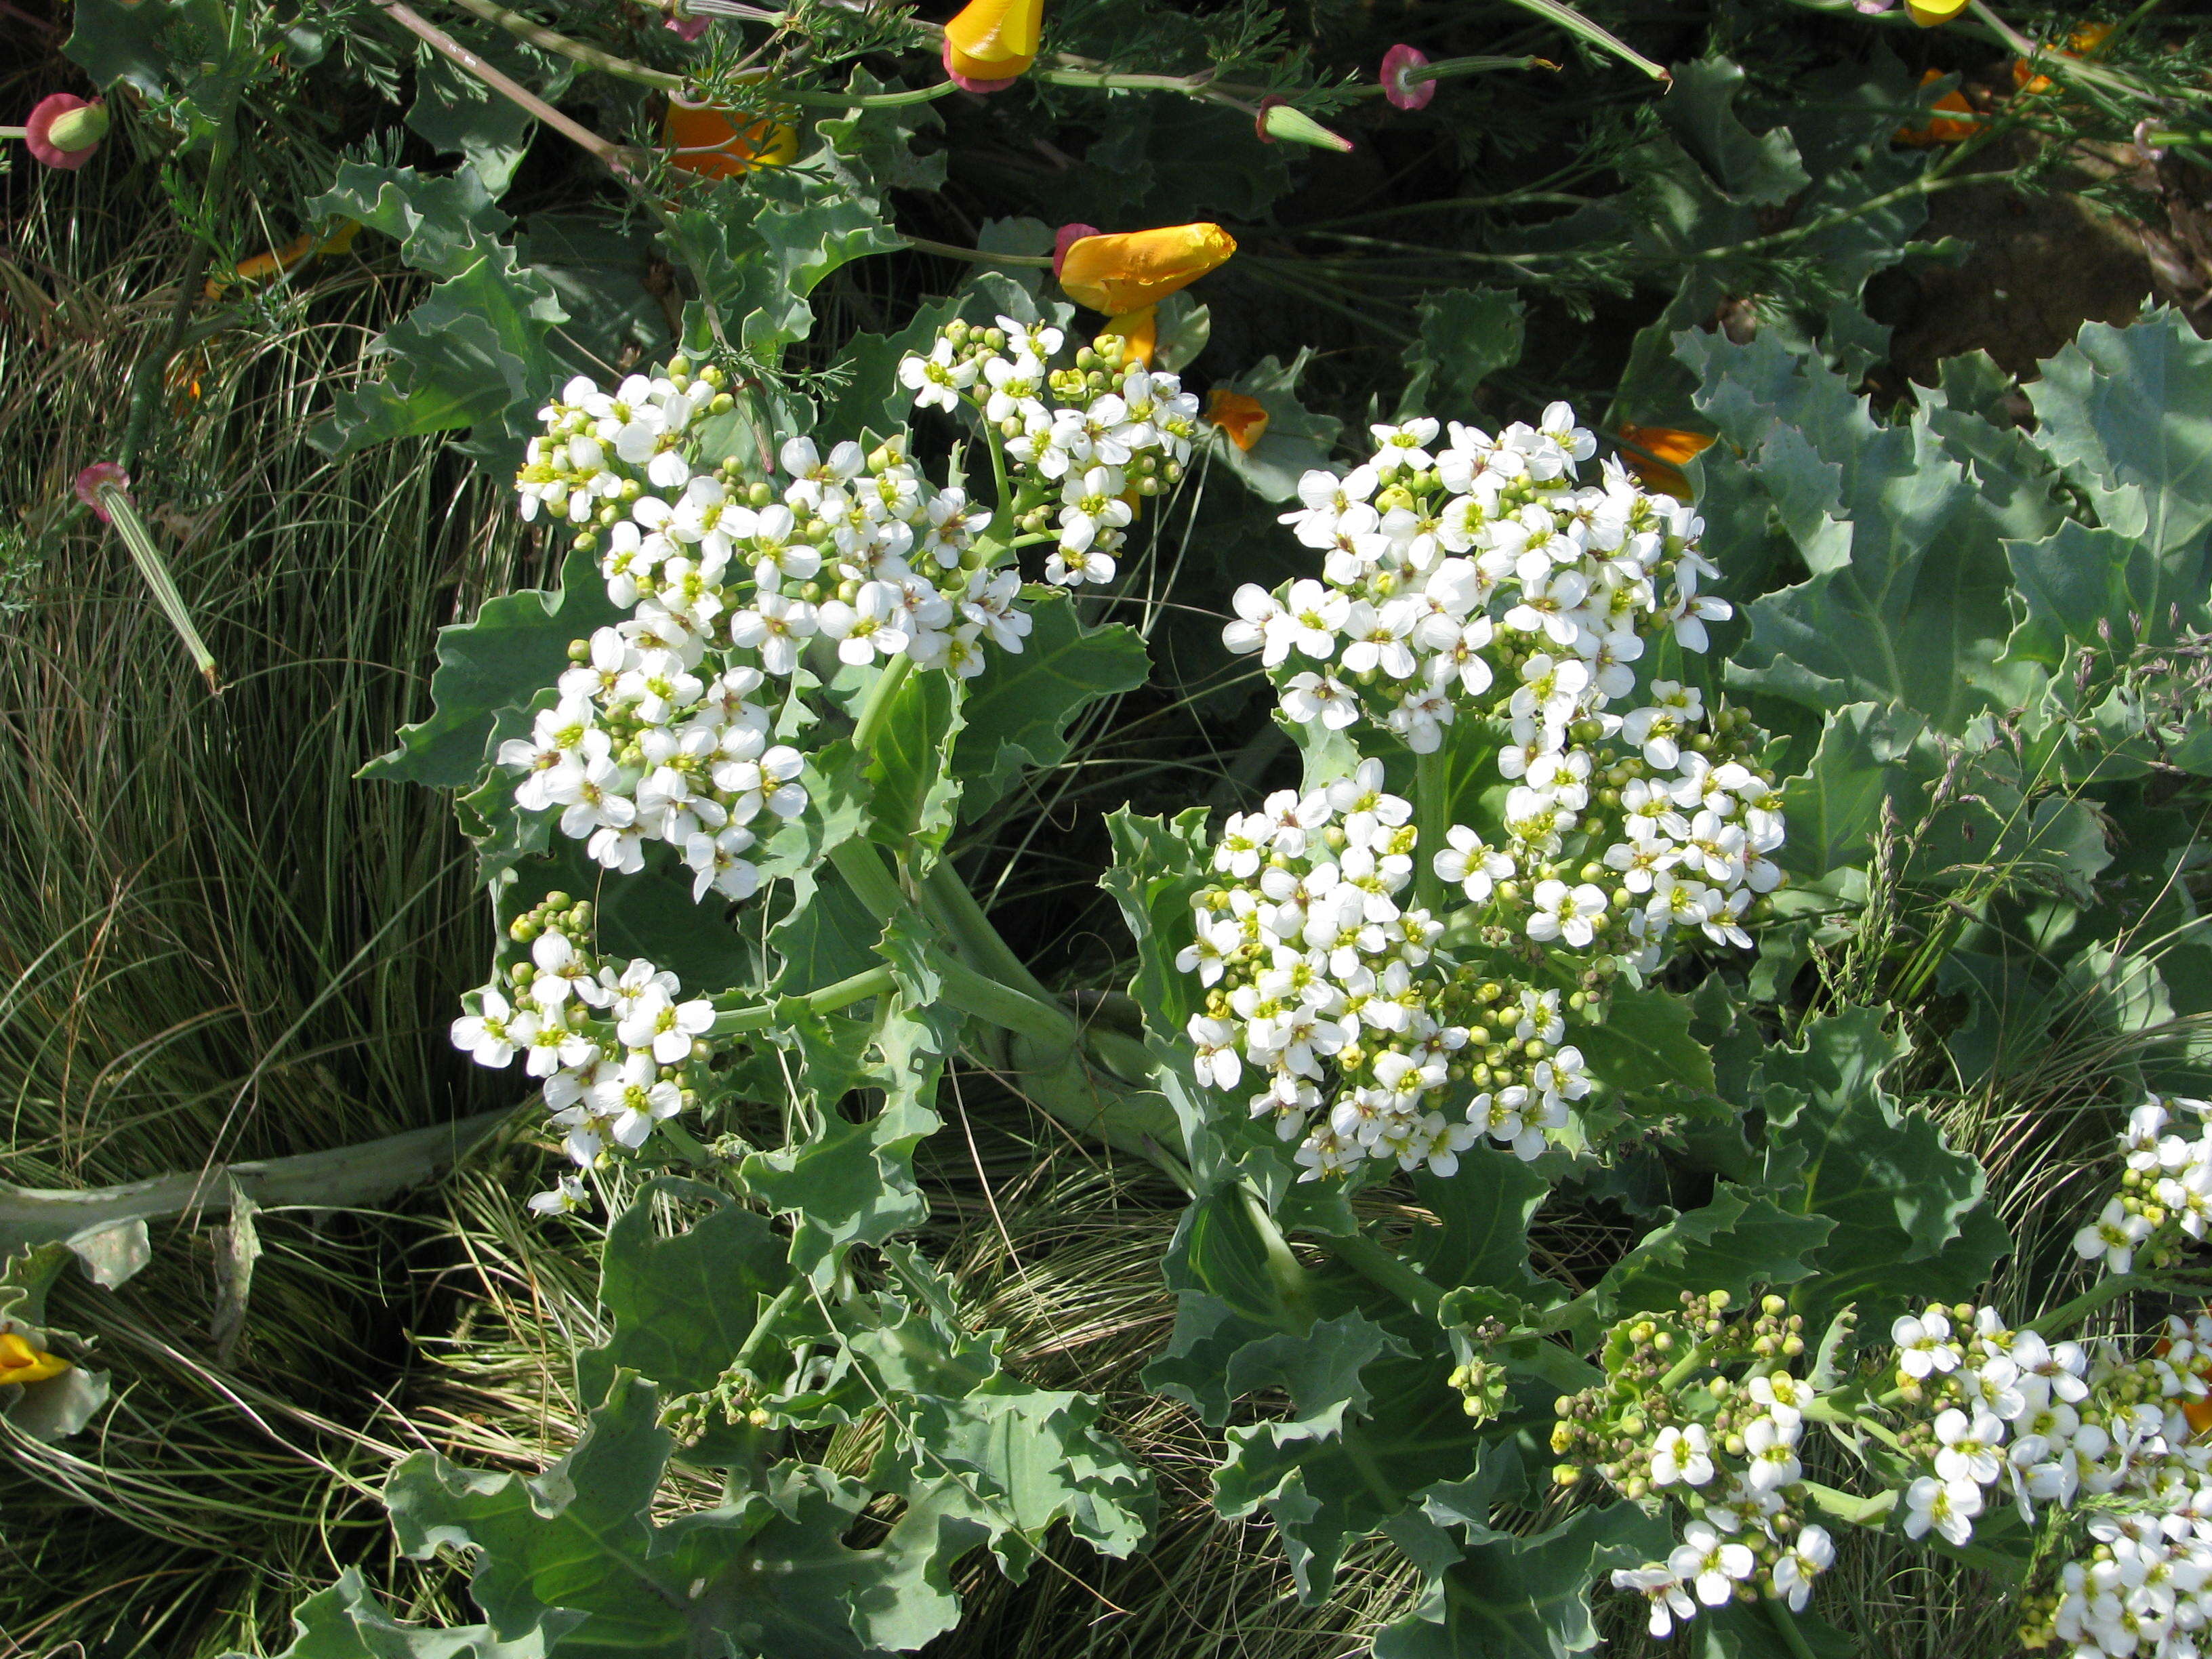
(87, 476), (222, 695)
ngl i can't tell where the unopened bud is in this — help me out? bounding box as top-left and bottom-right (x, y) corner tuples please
(1256, 99), (1355, 153)
(47, 102), (110, 153)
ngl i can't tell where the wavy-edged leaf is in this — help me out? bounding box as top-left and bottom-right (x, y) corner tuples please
(573, 1182), (794, 1461)
(227, 1568), (582, 1658)
(1591, 1185), (1833, 1322)
(2028, 308), (2212, 554)
(307, 163), (569, 453)
(1375, 1497), (1673, 1659)
(388, 1376), (897, 1659)
(1683, 329), (2043, 732)
(363, 540), (618, 788)
(1754, 1007), (2009, 1327)
(954, 590), (1149, 819)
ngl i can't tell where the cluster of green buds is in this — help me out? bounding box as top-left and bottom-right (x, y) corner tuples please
(659, 1364), (777, 1450)
(1549, 1291), (1839, 1639)
(1448, 1315), (1513, 1425)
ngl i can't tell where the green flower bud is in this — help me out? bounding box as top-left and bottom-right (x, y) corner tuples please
(1257, 100), (1356, 154)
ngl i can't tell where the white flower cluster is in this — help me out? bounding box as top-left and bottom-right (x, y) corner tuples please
(1599, 1100), (2212, 1652)
(1176, 759), (1591, 1179)
(898, 315), (1201, 589)
(449, 894), (714, 1216)
(1223, 408), (1784, 978)
(2075, 1096), (2212, 1277)
(506, 360), (1033, 901)
(1887, 1296), (2212, 1659)
(1933, 1092), (2212, 1659)
(1583, 1294), (1838, 1639)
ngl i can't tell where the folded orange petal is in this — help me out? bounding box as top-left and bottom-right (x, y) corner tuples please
(1206, 388), (1271, 452)
(1057, 224), (1236, 316)
(663, 102), (799, 180)
(1616, 424), (1713, 499)
(2013, 22), (2116, 94)
(1894, 70), (1978, 146)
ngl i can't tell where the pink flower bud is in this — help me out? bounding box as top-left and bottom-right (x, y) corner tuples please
(1052, 222), (1102, 279)
(74, 462), (130, 523)
(25, 94), (106, 169)
(665, 13), (710, 41)
(939, 39), (1021, 94)
(1381, 45), (1435, 111)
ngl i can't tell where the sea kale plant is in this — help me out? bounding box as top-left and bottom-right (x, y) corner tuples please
(222, 294), (2201, 1658)
(16, 0), (2212, 1652)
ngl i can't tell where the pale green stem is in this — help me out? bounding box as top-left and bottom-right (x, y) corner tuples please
(707, 964), (894, 1033)
(827, 838), (905, 920)
(1319, 1228), (1443, 1319)
(1656, 1339), (1710, 1394)
(1763, 1598), (1820, 1659)
(919, 860), (1058, 1008)
(733, 1278), (804, 1372)
(848, 654), (914, 755)
(1414, 745), (1449, 914)
(1801, 1394), (1904, 1452)
(1797, 1479), (1898, 1528)
(901, 235), (1054, 269)
(1240, 1183), (1315, 1324)
(935, 954), (1080, 1050)
(97, 485), (220, 695)
(983, 423), (1013, 523)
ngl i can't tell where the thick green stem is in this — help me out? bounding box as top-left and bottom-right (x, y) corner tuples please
(1801, 1394), (1904, 1452)
(1414, 745), (1449, 914)
(1321, 1228), (1443, 1319)
(734, 1278), (804, 1372)
(1656, 1339), (1711, 1395)
(827, 838), (905, 920)
(2024, 1270), (2160, 1338)
(848, 655), (914, 756)
(935, 956), (1078, 1050)
(1797, 1480), (1897, 1528)
(1240, 1185), (1315, 1324)
(1763, 1599), (1821, 1659)
(707, 964), (894, 1033)
(920, 861), (1058, 1008)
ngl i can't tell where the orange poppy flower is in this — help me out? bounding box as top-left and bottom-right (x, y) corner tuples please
(663, 101), (798, 181)
(2013, 23), (2116, 95)
(1616, 424), (1713, 499)
(1893, 70), (1978, 146)
(1205, 389), (1271, 452)
(1054, 222), (1236, 316)
(205, 220), (362, 300)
